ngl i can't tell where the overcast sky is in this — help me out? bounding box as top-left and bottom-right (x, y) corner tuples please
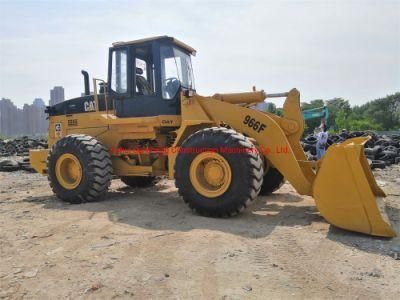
(0, 0), (399, 108)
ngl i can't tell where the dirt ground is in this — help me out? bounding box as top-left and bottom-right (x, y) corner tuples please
(0, 165), (399, 299)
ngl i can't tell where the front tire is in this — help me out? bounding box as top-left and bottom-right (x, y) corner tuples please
(175, 127), (263, 217)
(48, 135), (112, 204)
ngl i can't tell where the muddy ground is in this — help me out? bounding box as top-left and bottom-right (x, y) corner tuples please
(0, 165), (399, 299)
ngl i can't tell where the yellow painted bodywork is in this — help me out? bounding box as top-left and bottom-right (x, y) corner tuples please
(42, 111), (180, 177)
(313, 137), (396, 237)
(29, 88), (396, 237)
(29, 149), (49, 174)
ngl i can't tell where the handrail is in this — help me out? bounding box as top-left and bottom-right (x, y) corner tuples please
(92, 78), (108, 117)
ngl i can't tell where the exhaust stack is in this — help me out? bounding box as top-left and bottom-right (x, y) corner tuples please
(81, 70), (90, 96)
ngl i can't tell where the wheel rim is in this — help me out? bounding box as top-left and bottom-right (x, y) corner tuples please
(189, 152), (232, 198)
(55, 153), (82, 189)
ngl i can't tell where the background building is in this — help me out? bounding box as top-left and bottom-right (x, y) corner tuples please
(0, 97), (48, 137)
(49, 86), (65, 106)
(0, 86), (65, 137)
(33, 98), (45, 108)
(0, 98), (22, 136)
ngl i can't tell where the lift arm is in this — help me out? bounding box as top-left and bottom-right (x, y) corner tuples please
(176, 88), (315, 195)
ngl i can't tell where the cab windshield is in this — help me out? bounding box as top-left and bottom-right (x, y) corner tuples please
(160, 46), (195, 99)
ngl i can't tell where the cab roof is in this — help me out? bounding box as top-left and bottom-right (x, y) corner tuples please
(112, 36), (196, 56)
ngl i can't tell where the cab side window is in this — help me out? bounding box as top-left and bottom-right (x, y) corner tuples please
(135, 47), (155, 96)
(110, 49), (128, 94)
(160, 46), (180, 100)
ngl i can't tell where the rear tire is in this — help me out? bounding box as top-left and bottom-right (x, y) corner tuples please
(121, 176), (156, 187)
(175, 127), (263, 217)
(259, 167), (284, 195)
(48, 135), (112, 204)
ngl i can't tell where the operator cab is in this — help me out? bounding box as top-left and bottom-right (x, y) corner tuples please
(108, 36), (196, 117)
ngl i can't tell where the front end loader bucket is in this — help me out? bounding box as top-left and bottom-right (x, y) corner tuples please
(312, 137), (396, 237)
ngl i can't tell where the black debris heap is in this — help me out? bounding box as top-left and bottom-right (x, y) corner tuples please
(301, 131), (400, 169)
(0, 136), (47, 172)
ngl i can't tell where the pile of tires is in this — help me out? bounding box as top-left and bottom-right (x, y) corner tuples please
(0, 157), (34, 172)
(0, 136), (47, 172)
(0, 136), (47, 157)
(364, 134), (400, 169)
(301, 132), (400, 169)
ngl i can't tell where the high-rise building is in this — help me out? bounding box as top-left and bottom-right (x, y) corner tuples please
(0, 98), (21, 136)
(30, 98), (47, 134)
(33, 98), (45, 108)
(0, 98), (48, 137)
(49, 86), (65, 106)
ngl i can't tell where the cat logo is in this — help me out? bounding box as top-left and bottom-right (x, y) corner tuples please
(84, 100), (96, 112)
(161, 119), (173, 125)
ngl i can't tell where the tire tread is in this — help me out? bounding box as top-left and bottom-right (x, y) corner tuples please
(47, 134), (112, 204)
(175, 127), (263, 217)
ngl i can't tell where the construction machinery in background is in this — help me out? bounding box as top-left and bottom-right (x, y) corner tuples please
(30, 36), (396, 237)
(302, 105), (329, 125)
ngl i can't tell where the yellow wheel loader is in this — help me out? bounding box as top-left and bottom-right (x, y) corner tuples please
(30, 36), (396, 237)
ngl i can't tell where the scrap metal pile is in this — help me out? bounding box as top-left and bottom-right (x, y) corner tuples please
(0, 137), (47, 172)
(302, 131), (400, 169)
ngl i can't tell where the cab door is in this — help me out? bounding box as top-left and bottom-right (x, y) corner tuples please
(108, 46), (131, 116)
(126, 43), (160, 117)
(112, 42), (180, 118)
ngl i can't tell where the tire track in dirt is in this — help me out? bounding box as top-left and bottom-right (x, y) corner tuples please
(247, 229), (383, 298)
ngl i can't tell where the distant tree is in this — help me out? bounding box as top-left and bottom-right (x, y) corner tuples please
(276, 107), (284, 117)
(326, 98), (351, 131)
(335, 109), (348, 131)
(265, 102), (277, 114)
(273, 92), (399, 133)
(347, 118), (381, 131)
(360, 93), (400, 130)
